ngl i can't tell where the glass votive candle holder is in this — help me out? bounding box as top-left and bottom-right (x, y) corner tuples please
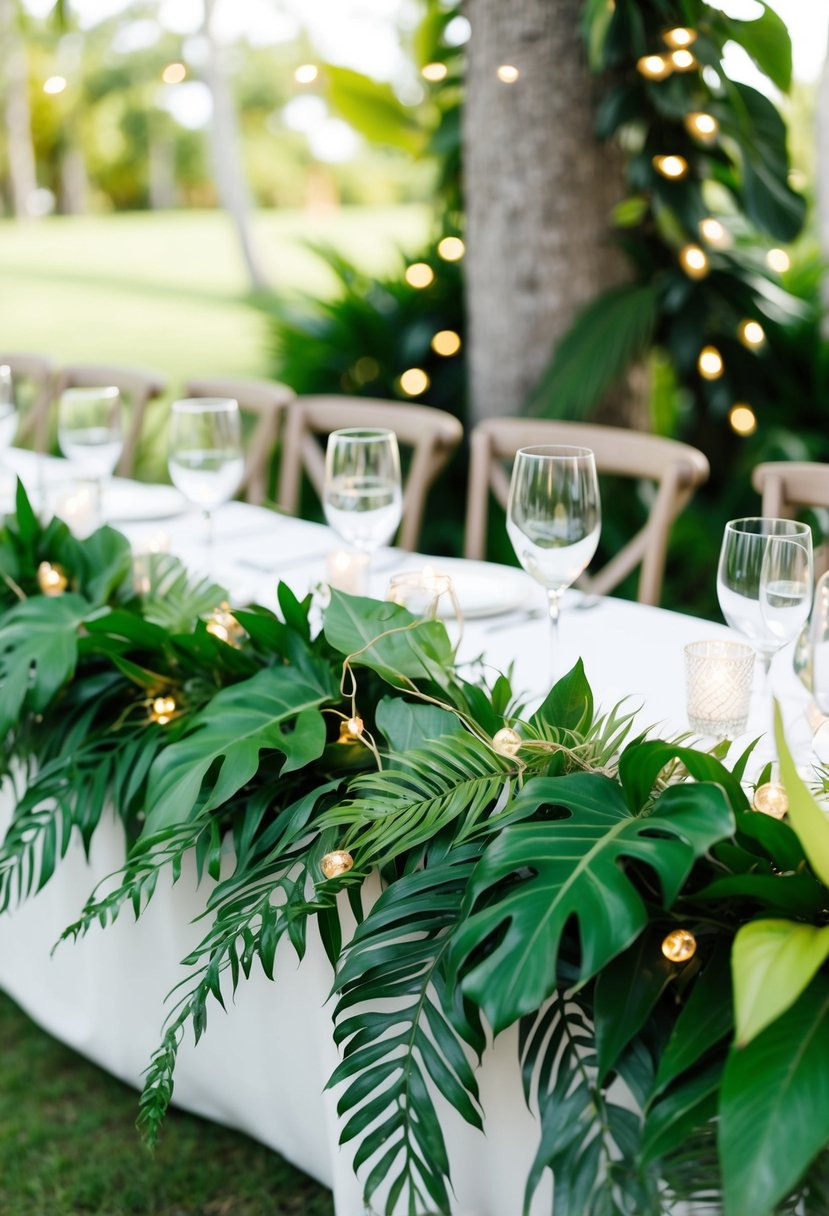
(327, 549), (370, 595)
(132, 533), (171, 596)
(386, 567), (463, 651)
(684, 639), (755, 738)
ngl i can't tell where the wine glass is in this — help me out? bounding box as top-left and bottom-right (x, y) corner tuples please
(168, 397), (244, 567)
(323, 428), (402, 592)
(0, 366), (17, 498)
(57, 386), (123, 525)
(506, 445), (601, 678)
(717, 517), (813, 691)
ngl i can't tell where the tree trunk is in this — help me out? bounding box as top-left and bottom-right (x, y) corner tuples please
(817, 49), (829, 333)
(201, 0), (271, 292)
(0, 0), (37, 219)
(59, 143), (88, 214)
(463, 0), (631, 424)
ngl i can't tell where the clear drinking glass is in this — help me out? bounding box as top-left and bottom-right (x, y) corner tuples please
(57, 386), (123, 524)
(506, 445), (601, 677)
(167, 397), (244, 564)
(717, 517), (813, 687)
(323, 428), (403, 591)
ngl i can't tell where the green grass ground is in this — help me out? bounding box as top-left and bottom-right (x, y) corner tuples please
(0, 990), (334, 1215)
(0, 206), (429, 385)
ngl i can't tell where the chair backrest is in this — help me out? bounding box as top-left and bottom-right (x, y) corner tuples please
(0, 353), (55, 450)
(182, 376), (295, 505)
(751, 462), (829, 517)
(465, 418), (710, 606)
(278, 395), (464, 551)
(54, 363), (167, 477)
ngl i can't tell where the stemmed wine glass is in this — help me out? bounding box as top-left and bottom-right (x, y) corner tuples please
(506, 445), (601, 679)
(168, 398), (244, 568)
(323, 428), (402, 593)
(57, 386), (123, 526)
(717, 517), (813, 701)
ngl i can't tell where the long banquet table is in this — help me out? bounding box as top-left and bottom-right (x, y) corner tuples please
(0, 451), (815, 1215)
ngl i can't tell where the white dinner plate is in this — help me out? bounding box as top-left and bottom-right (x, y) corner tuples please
(101, 482), (187, 523)
(407, 558), (534, 620)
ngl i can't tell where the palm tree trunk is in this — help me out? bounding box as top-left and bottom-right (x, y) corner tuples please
(463, 0), (631, 424)
(201, 0), (270, 293)
(0, 0), (37, 219)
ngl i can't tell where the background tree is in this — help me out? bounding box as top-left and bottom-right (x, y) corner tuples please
(0, 0), (38, 218)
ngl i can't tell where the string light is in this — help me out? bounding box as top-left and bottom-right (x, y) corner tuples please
(678, 244), (709, 279)
(437, 236), (465, 261)
(400, 368), (430, 396)
(150, 695), (177, 725)
(421, 62), (448, 82)
(729, 404), (757, 436)
(661, 928), (697, 963)
(294, 64), (319, 84)
(670, 49), (698, 72)
(206, 602), (244, 647)
(37, 561), (68, 596)
(699, 217), (730, 248)
(492, 727), (522, 756)
(697, 345), (724, 379)
(431, 330), (462, 356)
(653, 155), (688, 180)
(496, 65), (520, 84)
(43, 76), (67, 94)
(405, 262), (434, 288)
(162, 62), (186, 84)
(738, 320), (766, 349)
(767, 248), (791, 273)
(320, 850), (354, 880)
(637, 54), (672, 80)
(663, 27), (697, 49)
(753, 782), (789, 819)
(684, 112), (719, 141)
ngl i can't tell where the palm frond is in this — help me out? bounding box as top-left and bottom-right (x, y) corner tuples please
(139, 554), (227, 633)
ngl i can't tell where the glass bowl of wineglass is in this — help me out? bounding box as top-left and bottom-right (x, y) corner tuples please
(167, 398), (245, 567)
(323, 428), (402, 593)
(506, 445), (601, 680)
(717, 517), (813, 705)
(57, 386), (123, 525)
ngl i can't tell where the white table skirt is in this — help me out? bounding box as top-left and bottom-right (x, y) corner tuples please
(0, 451), (815, 1214)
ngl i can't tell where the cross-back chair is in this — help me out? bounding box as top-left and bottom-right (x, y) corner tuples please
(182, 376), (295, 505)
(752, 461), (829, 577)
(54, 363), (167, 477)
(278, 395), (463, 551)
(0, 353), (55, 450)
(465, 418), (710, 606)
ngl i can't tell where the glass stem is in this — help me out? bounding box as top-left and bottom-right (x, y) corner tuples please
(547, 589), (562, 680)
(94, 477), (104, 530)
(204, 509), (213, 569)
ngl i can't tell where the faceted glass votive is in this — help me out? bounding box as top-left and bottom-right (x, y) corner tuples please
(684, 639), (755, 738)
(386, 568), (453, 618)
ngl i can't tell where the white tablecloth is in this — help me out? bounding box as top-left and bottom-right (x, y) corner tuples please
(0, 452), (814, 1215)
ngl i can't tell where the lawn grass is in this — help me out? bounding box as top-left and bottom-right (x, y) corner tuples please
(0, 206), (429, 385)
(0, 990), (334, 1215)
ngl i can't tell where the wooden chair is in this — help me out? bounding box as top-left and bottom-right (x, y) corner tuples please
(183, 376), (295, 505)
(278, 395), (463, 550)
(752, 461), (829, 577)
(0, 353), (55, 449)
(465, 418), (710, 606)
(54, 363), (168, 477)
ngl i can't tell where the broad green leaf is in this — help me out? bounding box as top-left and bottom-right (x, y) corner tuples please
(775, 701), (829, 886)
(720, 974), (829, 1216)
(450, 775), (734, 1032)
(324, 589), (454, 687)
(712, 3), (792, 92)
(653, 944), (733, 1095)
(642, 1060), (721, 1165)
(375, 696), (462, 753)
(324, 65), (423, 154)
(143, 665), (333, 833)
(732, 918), (829, 1046)
(619, 738), (750, 814)
(530, 658), (593, 734)
(594, 925), (676, 1083)
(0, 594), (87, 737)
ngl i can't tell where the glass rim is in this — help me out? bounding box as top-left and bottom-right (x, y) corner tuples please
(171, 397), (239, 414)
(724, 516), (811, 536)
(515, 444), (595, 461)
(329, 427), (397, 442)
(684, 639), (755, 661)
(60, 385), (119, 401)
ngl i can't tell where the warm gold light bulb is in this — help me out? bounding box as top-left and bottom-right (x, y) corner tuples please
(767, 248), (791, 273)
(679, 244), (709, 279)
(37, 561), (68, 596)
(400, 368), (430, 396)
(670, 49), (697, 71)
(294, 64), (319, 85)
(637, 54), (672, 80)
(431, 330), (462, 356)
(738, 319), (766, 349)
(151, 695), (177, 725)
(421, 62), (448, 83)
(663, 27), (697, 49)
(729, 404), (757, 436)
(405, 262), (435, 289)
(496, 64), (520, 84)
(661, 928), (697, 963)
(699, 217), (729, 248)
(206, 602), (244, 647)
(437, 236), (465, 261)
(492, 726), (522, 756)
(320, 850), (354, 880)
(685, 112), (719, 141)
(698, 345), (724, 379)
(753, 782), (789, 819)
(653, 154), (689, 180)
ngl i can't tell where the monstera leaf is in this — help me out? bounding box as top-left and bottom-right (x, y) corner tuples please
(324, 590), (454, 688)
(449, 773), (734, 1032)
(143, 665), (335, 834)
(0, 594), (88, 738)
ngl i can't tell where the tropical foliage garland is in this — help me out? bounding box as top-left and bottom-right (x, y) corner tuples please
(1, 483), (829, 1216)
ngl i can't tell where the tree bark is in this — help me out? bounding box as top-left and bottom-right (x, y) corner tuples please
(201, 0), (271, 292)
(463, 0), (631, 424)
(0, 0), (38, 219)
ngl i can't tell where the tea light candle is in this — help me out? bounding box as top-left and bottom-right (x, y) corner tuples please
(132, 533), (170, 595)
(684, 640), (755, 738)
(55, 483), (97, 537)
(327, 549), (370, 595)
